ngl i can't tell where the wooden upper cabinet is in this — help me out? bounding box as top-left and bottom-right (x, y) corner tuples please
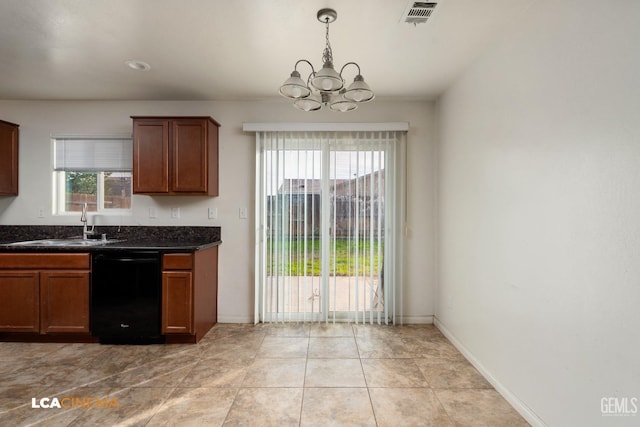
(133, 118), (170, 193)
(0, 120), (19, 196)
(132, 116), (219, 196)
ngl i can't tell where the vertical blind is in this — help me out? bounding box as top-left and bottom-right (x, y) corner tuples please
(253, 129), (406, 324)
(53, 135), (133, 171)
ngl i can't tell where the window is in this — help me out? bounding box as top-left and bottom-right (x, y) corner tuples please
(52, 135), (133, 214)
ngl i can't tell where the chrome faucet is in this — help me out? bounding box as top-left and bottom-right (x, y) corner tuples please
(80, 203), (95, 239)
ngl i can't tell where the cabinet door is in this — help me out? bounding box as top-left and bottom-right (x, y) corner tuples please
(0, 121), (19, 196)
(172, 119), (208, 193)
(40, 271), (90, 334)
(133, 119), (170, 193)
(162, 271), (193, 334)
(0, 271), (39, 332)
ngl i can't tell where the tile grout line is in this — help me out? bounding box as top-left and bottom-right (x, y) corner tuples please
(298, 326), (311, 427)
(141, 358), (205, 425)
(353, 323), (381, 426)
(221, 330), (267, 425)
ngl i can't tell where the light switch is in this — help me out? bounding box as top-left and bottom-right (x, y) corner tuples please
(171, 207), (180, 219)
(208, 207), (218, 219)
(148, 207), (157, 219)
(239, 207), (248, 219)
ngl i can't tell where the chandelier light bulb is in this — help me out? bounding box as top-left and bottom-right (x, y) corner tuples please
(344, 74), (374, 103)
(279, 69), (311, 99)
(294, 93), (322, 111)
(329, 89), (357, 112)
(297, 100), (320, 111)
(322, 78), (333, 91)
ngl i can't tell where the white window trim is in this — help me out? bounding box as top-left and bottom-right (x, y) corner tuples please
(51, 134), (133, 216)
(53, 171), (133, 216)
(243, 122), (409, 132)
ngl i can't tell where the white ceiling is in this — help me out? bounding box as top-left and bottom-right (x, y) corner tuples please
(0, 0), (534, 101)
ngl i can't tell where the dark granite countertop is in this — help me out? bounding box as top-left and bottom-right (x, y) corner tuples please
(88, 238), (221, 251)
(0, 225), (221, 253)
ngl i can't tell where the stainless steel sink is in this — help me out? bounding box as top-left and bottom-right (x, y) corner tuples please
(7, 238), (122, 247)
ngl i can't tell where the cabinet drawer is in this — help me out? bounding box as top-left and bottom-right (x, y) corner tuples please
(0, 253), (90, 269)
(162, 253), (193, 270)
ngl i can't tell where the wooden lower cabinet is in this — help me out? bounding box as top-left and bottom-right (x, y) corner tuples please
(0, 253), (90, 337)
(162, 270), (193, 334)
(162, 245), (218, 343)
(40, 271), (90, 334)
(0, 248), (218, 343)
(0, 271), (39, 332)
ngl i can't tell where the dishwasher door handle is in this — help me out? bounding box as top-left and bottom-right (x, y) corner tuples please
(93, 255), (160, 265)
(98, 257), (159, 264)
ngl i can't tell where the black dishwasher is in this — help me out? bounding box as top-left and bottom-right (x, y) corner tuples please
(91, 251), (165, 344)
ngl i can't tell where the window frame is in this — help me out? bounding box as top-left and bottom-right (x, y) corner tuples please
(53, 171), (133, 216)
(51, 135), (133, 216)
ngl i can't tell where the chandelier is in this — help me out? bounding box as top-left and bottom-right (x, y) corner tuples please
(279, 8), (375, 112)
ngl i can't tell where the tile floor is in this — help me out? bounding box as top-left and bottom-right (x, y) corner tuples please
(0, 323), (529, 426)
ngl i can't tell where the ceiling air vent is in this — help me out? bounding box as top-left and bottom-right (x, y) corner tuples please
(401, 1), (438, 25)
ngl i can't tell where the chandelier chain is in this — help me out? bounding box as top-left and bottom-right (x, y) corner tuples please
(322, 20), (334, 65)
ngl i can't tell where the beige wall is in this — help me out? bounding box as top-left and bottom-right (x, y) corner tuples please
(436, 0), (640, 425)
(0, 99), (435, 324)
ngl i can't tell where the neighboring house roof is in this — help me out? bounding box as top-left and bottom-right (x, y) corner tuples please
(278, 170), (385, 196)
(277, 179), (325, 195)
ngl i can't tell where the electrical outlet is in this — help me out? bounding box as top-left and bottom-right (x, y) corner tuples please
(239, 207), (248, 219)
(37, 207), (45, 218)
(148, 207), (157, 219)
(171, 207), (180, 219)
(208, 207), (218, 219)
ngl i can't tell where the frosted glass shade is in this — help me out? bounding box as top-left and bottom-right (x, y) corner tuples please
(310, 62), (343, 92)
(329, 90), (357, 112)
(344, 75), (374, 102)
(279, 71), (311, 99)
(294, 93), (322, 111)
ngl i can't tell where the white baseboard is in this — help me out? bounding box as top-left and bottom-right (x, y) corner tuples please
(217, 315), (253, 324)
(400, 314), (434, 324)
(216, 315), (435, 325)
(434, 317), (546, 427)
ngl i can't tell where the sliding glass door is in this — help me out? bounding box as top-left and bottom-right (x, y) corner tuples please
(255, 130), (404, 324)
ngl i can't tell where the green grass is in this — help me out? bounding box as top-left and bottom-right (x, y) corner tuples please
(266, 238), (382, 276)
